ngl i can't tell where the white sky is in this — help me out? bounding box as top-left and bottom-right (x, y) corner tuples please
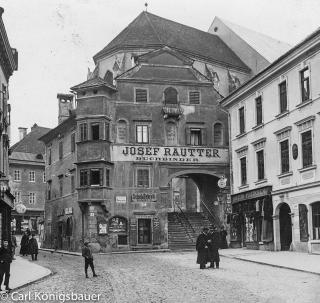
(1, 0), (320, 144)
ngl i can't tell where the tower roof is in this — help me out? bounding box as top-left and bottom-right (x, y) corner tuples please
(93, 11), (250, 72)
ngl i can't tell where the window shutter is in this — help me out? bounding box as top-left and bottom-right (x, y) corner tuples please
(201, 128), (207, 146)
(185, 127), (191, 145)
(299, 204), (309, 242)
(189, 91), (200, 104)
(135, 89), (148, 103)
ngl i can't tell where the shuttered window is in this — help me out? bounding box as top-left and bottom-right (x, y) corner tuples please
(135, 89), (148, 103)
(189, 91), (200, 104)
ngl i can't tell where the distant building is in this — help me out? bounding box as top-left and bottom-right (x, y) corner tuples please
(9, 124), (50, 235)
(0, 7), (18, 243)
(220, 28), (320, 253)
(209, 17), (292, 74)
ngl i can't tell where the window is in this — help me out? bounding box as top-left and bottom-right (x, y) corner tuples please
(71, 133), (76, 153)
(280, 140), (290, 173)
(135, 88), (148, 103)
(300, 68), (310, 102)
(137, 169), (149, 188)
(43, 172), (46, 183)
(257, 150), (265, 180)
(59, 141), (63, 160)
(105, 122), (110, 141)
(240, 157), (247, 185)
(14, 170), (21, 182)
(189, 91), (200, 104)
(279, 81), (287, 113)
(312, 202), (320, 240)
(190, 129), (202, 146)
(80, 170), (88, 187)
(213, 123), (223, 146)
(255, 96), (263, 125)
(47, 181), (52, 200)
(13, 191), (21, 204)
(301, 130), (312, 168)
(29, 171), (35, 182)
(104, 70), (113, 85)
(90, 169), (103, 186)
(48, 148), (52, 165)
(59, 176), (63, 197)
(29, 192), (36, 205)
(106, 168), (110, 187)
(165, 122), (177, 145)
(79, 123), (88, 141)
(136, 125), (149, 144)
(164, 87), (178, 104)
(71, 175), (75, 193)
(239, 107), (245, 134)
(117, 120), (127, 143)
(91, 123), (100, 140)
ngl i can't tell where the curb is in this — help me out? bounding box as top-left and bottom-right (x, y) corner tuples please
(220, 254), (320, 276)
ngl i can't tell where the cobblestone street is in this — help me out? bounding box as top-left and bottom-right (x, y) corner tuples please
(4, 251), (320, 303)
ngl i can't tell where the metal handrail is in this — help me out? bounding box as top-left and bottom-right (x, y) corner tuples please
(173, 200), (196, 234)
(201, 200), (222, 227)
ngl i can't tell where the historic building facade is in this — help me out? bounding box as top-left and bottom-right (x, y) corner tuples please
(0, 7), (18, 244)
(220, 28), (320, 253)
(9, 124), (50, 235)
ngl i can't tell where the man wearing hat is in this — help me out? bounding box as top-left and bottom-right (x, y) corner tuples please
(81, 240), (97, 278)
(207, 225), (221, 268)
(0, 239), (12, 292)
(196, 227), (209, 269)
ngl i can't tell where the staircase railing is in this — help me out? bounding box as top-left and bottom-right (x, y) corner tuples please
(173, 200), (196, 242)
(201, 200), (222, 227)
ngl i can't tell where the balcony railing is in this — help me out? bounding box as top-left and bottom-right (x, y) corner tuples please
(162, 103), (183, 120)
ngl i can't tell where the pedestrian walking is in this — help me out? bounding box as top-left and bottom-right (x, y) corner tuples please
(19, 231), (29, 256)
(28, 233), (38, 261)
(219, 226), (228, 249)
(81, 240), (97, 278)
(11, 231), (17, 260)
(207, 225), (220, 269)
(196, 227), (209, 269)
(53, 236), (58, 251)
(0, 239), (12, 292)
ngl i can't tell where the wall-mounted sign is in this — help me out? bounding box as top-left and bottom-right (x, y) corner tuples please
(98, 223), (107, 234)
(232, 186), (272, 203)
(292, 144), (298, 160)
(218, 176), (227, 188)
(15, 203), (26, 214)
(90, 212), (95, 217)
(132, 193), (156, 202)
(116, 196), (127, 204)
(112, 145), (228, 164)
(109, 216), (127, 233)
(65, 207), (73, 215)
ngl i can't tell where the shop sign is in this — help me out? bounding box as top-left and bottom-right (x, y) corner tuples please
(116, 196), (127, 204)
(112, 145), (228, 164)
(109, 216), (127, 233)
(98, 223), (107, 235)
(15, 203), (26, 214)
(65, 207), (73, 215)
(232, 186), (272, 203)
(131, 193), (156, 202)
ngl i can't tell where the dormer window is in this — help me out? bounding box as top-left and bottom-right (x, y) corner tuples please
(164, 87), (178, 104)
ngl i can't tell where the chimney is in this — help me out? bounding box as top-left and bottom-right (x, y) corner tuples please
(18, 127), (27, 140)
(57, 93), (74, 124)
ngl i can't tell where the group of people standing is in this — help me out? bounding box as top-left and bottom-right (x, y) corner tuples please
(20, 229), (39, 261)
(196, 225), (227, 269)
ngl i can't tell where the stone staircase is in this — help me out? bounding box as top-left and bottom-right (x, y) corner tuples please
(168, 212), (211, 250)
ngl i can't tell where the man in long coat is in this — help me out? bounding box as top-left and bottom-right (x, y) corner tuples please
(207, 225), (221, 268)
(28, 234), (39, 261)
(19, 231), (29, 256)
(0, 239), (12, 292)
(196, 227), (209, 269)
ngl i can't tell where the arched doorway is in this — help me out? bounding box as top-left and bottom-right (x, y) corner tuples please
(279, 203), (292, 250)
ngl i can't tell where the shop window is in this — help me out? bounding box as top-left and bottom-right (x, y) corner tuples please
(213, 123), (223, 146)
(14, 170), (21, 182)
(91, 123), (100, 140)
(138, 218), (152, 244)
(117, 120), (128, 143)
(279, 81), (287, 113)
(300, 67), (310, 102)
(257, 150), (265, 180)
(135, 88), (148, 103)
(29, 171), (35, 182)
(301, 130), (312, 168)
(137, 169), (149, 188)
(240, 157), (247, 185)
(239, 107), (245, 134)
(136, 125), (149, 144)
(312, 202), (320, 240)
(71, 133), (76, 153)
(164, 87), (178, 104)
(80, 170), (88, 187)
(59, 141), (63, 160)
(79, 123), (88, 142)
(29, 192), (36, 205)
(255, 96), (263, 125)
(90, 169), (103, 186)
(280, 139), (290, 173)
(189, 91), (200, 104)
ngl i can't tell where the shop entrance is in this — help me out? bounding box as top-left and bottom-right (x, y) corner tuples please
(138, 219), (151, 244)
(279, 203), (292, 251)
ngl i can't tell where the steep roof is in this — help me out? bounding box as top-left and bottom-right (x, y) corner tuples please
(10, 151), (44, 164)
(215, 17), (292, 62)
(93, 11), (250, 72)
(70, 77), (117, 92)
(10, 124), (50, 155)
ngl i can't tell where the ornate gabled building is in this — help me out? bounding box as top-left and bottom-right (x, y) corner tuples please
(0, 7), (18, 243)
